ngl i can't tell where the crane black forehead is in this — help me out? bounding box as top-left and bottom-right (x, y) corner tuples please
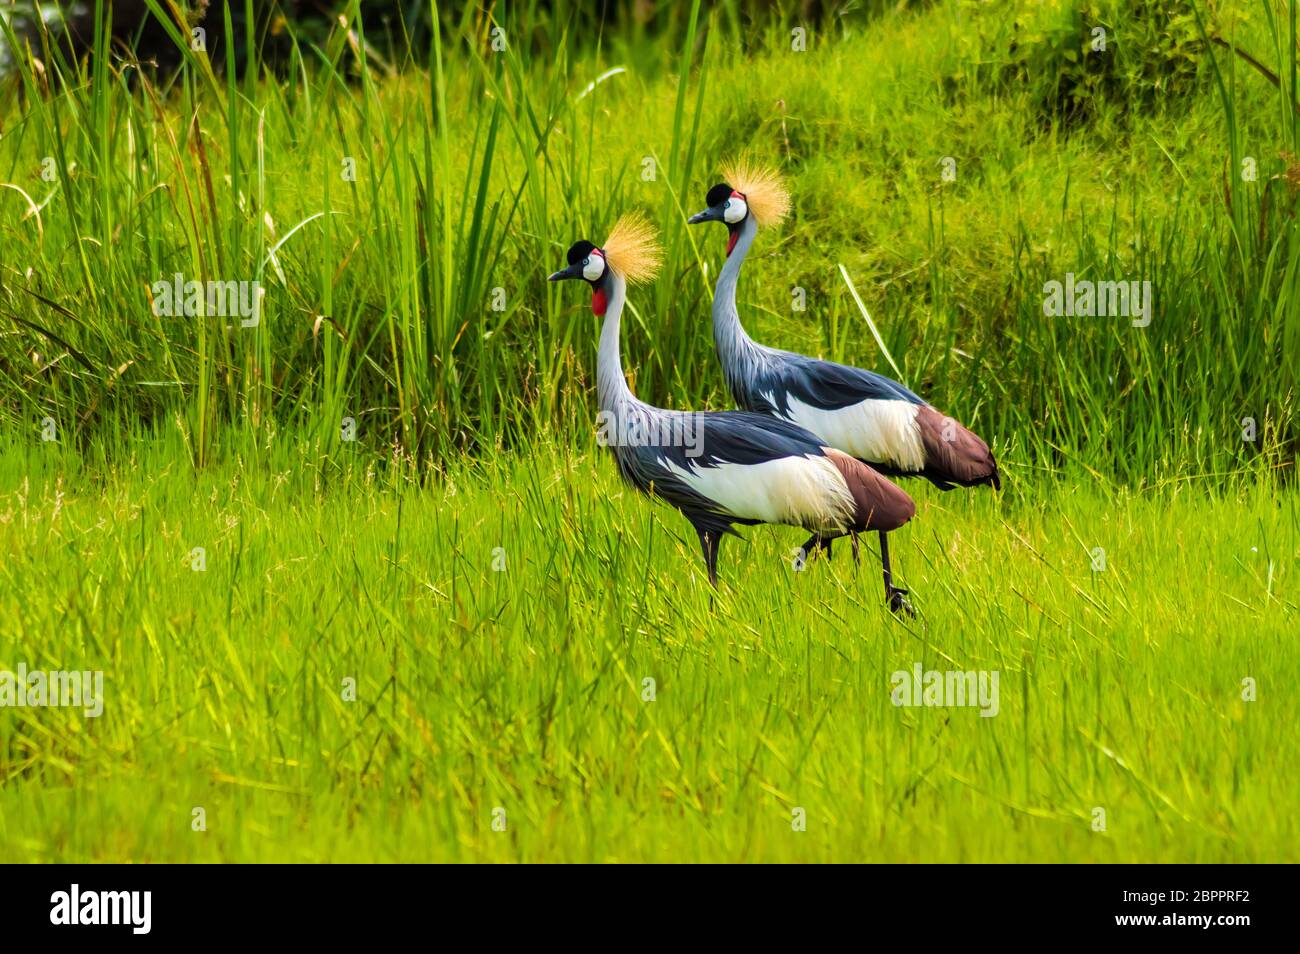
(706, 183), (734, 207)
(566, 240), (597, 265)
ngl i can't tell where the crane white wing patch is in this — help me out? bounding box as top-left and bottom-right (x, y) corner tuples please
(776, 395), (926, 472)
(659, 454), (855, 532)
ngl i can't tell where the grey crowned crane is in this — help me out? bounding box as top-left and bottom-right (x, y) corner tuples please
(688, 161), (1000, 569)
(548, 213), (917, 612)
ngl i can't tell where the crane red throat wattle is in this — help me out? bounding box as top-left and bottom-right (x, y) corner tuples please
(592, 287), (608, 316)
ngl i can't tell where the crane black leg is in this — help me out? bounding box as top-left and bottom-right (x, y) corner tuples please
(799, 532), (836, 563)
(697, 528), (721, 588)
(879, 530), (914, 617)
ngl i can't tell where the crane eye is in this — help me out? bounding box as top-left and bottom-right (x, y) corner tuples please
(723, 200), (731, 209)
(582, 258), (590, 266)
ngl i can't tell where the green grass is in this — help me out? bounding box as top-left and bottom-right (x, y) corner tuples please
(1, 1), (1298, 862)
(0, 441), (1295, 862)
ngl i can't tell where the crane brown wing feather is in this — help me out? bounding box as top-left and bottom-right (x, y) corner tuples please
(822, 449), (916, 532)
(914, 405), (1001, 490)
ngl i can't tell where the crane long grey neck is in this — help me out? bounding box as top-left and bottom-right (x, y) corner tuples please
(596, 274), (670, 463)
(713, 215), (766, 402)
(596, 272), (636, 413)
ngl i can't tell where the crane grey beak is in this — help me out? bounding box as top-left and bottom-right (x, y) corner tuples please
(548, 263), (582, 282)
(687, 206), (724, 225)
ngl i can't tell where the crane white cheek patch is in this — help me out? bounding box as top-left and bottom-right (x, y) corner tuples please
(660, 454), (855, 533)
(723, 197), (748, 224)
(583, 253), (606, 281)
(781, 396), (926, 472)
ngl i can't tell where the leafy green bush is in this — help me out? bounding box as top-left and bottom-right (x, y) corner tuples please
(1001, 0), (1212, 125)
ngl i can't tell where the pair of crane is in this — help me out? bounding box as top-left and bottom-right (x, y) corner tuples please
(547, 162), (999, 615)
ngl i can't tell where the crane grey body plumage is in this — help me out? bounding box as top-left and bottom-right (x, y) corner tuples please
(713, 216), (924, 413)
(594, 262), (910, 540)
(693, 184), (1000, 495)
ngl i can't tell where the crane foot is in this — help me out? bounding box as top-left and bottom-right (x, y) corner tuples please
(887, 587), (915, 617)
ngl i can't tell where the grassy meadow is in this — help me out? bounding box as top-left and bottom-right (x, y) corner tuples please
(1, 438), (1295, 862)
(1, 0), (1297, 862)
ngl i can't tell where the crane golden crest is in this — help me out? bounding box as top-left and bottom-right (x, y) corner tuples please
(720, 159), (791, 228)
(603, 212), (663, 285)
